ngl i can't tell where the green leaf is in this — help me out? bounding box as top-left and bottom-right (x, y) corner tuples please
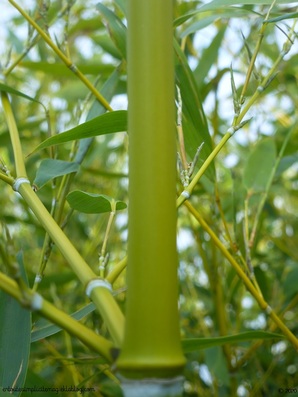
(266, 11), (298, 23)
(34, 159), (80, 188)
(66, 191), (127, 214)
(75, 67), (122, 164)
(31, 303), (96, 343)
(32, 110), (127, 153)
(175, 40), (214, 180)
(243, 138), (276, 193)
(199, 0), (298, 11)
(182, 331), (284, 353)
(19, 61), (113, 78)
(193, 25), (227, 88)
(96, 3), (127, 59)
(275, 154), (298, 177)
(0, 254), (31, 396)
(0, 82), (45, 110)
(283, 267), (298, 300)
(180, 9), (249, 38)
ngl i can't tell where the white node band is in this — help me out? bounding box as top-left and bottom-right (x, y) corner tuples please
(13, 177), (30, 192)
(31, 293), (43, 311)
(181, 190), (190, 199)
(265, 305), (272, 314)
(85, 279), (112, 297)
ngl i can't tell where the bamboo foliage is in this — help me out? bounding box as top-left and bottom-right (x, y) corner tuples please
(0, 1), (297, 395)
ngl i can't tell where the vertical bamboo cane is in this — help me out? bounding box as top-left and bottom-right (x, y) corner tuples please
(117, 0), (185, 385)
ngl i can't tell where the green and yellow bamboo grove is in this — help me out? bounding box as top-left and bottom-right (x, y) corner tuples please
(117, 0), (186, 389)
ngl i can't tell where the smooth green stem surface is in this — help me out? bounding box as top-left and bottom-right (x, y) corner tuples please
(117, 0), (185, 378)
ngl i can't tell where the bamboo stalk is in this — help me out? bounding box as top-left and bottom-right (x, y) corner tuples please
(117, 0), (185, 383)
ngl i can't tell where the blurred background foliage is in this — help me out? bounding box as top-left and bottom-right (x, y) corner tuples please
(0, 0), (297, 396)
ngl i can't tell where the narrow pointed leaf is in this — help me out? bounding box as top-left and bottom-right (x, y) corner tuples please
(194, 25), (227, 88)
(34, 159), (80, 188)
(0, 254), (31, 396)
(0, 82), (45, 110)
(243, 138), (276, 192)
(175, 40), (214, 179)
(182, 331), (284, 353)
(31, 303), (96, 342)
(75, 67), (122, 164)
(266, 12), (298, 23)
(199, 0), (298, 11)
(96, 3), (127, 59)
(66, 190), (127, 214)
(32, 110), (127, 153)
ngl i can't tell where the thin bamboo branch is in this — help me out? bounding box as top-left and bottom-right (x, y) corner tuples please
(8, 0), (113, 112)
(1, 91), (124, 346)
(0, 271), (113, 361)
(184, 200), (298, 351)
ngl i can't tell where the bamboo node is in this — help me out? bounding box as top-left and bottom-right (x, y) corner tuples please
(181, 190), (190, 199)
(265, 305), (272, 314)
(31, 293), (43, 310)
(12, 177), (30, 192)
(85, 278), (112, 297)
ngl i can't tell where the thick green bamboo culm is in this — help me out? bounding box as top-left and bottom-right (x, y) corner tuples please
(117, 0), (185, 385)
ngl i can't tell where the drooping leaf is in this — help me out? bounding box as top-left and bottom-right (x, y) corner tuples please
(266, 11), (298, 23)
(283, 267), (298, 300)
(66, 190), (127, 214)
(0, 82), (45, 110)
(206, 347), (230, 386)
(243, 138), (276, 193)
(182, 331), (284, 353)
(175, 40), (214, 180)
(32, 110), (127, 153)
(96, 3), (127, 59)
(31, 303), (96, 342)
(193, 24), (227, 88)
(75, 67), (123, 164)
(34, 159), (80, 188)
(179, 9), (249, 38)
(19, 61), (113, 78)
(199, 0), (298, 12)
(275, 154), (298, 178)
(0, 253), (31, 396)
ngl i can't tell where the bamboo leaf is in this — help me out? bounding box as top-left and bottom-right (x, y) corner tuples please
(180, 9), (248, 38)
(0, 82), (45, 110)
(0, 254), (31, 396)
(175, 40), (214, 179)
(66, 190), (127, 214)
(19, 61), (113, 77)
(34, 159), (80, 188)
(182, 331), (284, 353)
(96, 3), (127, 59)
(243, 138), (276, 192)
(31, 303), (96, 343)
(32, 110), (127, 153)
(75, 67), (122, 164)
(194, 25), (227, 88)
(266, 11), (298, 23)
(199, 0), (298, 11)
